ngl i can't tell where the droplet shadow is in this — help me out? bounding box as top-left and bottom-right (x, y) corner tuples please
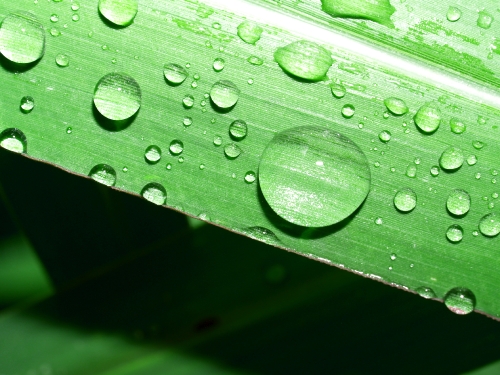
(92, 103), (138, 132)
(209, 99), (237, 114)
(0, 55), (41, 73)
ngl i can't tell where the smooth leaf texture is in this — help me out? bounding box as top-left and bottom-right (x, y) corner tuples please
(0, 0), (499, 320)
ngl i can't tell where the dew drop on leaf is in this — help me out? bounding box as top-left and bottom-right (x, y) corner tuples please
(0, 12), (45, 64)
(378, 130), (391, 143)
(393, 187), (417, 212)
(341, 104), (355, 118)
(243, 226), (281, 245)
(213, 57), (225, 72)
(93, 73), (141, 121)
(416, 286), (436, 299)
(444, 287), (476, 315)
(247, 55), (264, 66)
(55, 53), (69, 67)
(321, 0), (396, 28)
(446, 224), (463, 243)
(258, 126), (371, 227)
(182, 94), (194, 109)
(20, 96), (35, 113)
(164, 63), (188, 85)
(439, 146), (464, 171)
(446, 6), (462, 22)
(89, 164), (117, 186)
(169, 140), (184, 156)
(183, 117), (193, 126)
(213, 135), (222, 146)
(98, 0), (138, 27)
(244, 171), (256, 184)
(210, 80), (240, 109)
(479, 213), (500, 237)
(446, 189), (470, 216)
(450, 118), (466, 134)
(229, 120), (248, 140)
(0, 128), (27, 153)
(237, 21), (263, 44)
(274, 40), (333, 81)
(384, 97), (408, 115)
(330, 83), (346, 99)
(141, 182), (167, 205)
(144, 145), (161, 164)
(466, 155), (477, 166)
(414, 102), (441, 133)
(477, 10), (493, 29)
(224, 143), (242, 159)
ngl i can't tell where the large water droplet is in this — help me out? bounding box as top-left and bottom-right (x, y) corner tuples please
(439, 146), (464, 171)
(237, 21), (263, 44)
(444, 287), (476, 315)
(0, 12), (45, 64)
(477, 10), (493, 29)
(416, 286), (436, 299)
(164, 63), (188, 85)
(210, 80), (240, 109)
(20, 96), (34, 113)
(224, 143), (242, 159)
(321, 0), (395, 27)
(479, 213), (500, 237)
(182, 94), (194, 108)
(446, 224), (463, 243)
(169, 140), (184, 155)
(98, 0), (138, 27)
(229, 119), (248, 140)
(141, 182), (166, 205)
(393, 187), (417, 212)
(274, 40), (333, 81)
(94, 73), (141, 121)
(446, 189), (470, 216)
(0, 128), (27, 153)
(450, 118), (466, 134)
(384, 97), (408, 115)
(446, 6), (462, 22)
(258, 126), (371, 227)
(414, 103), (441, 133)
(145, 145), (161, 164)
(89, 164), (117, 186)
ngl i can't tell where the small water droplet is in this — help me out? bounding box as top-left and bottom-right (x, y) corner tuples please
(406, 164), (417, 178)
(210, 80), (240, 109)
(473, 140), (484, 150)
(50, 14), (59, 23)
(259, 127), (370, 227)
(341, 104), (355, 118)
(390, 253), (397, 260)
(475, 172), (482, 180)
(414, 102), (441, 133)
(244, 171), (256, 184)
(93, 73), (141, 121)
(89, 164), (117, 186)
(164, 63), (188, 85)
(450, 118), (466, 134)
(446, 224), (464, 243)
(378, 130), (391, 143)
(122, 166), (128, 172)
(72, 3), (81, 11)
(66, 126), (72, 134)
(247, 55), (264, 66)
(237, 21), (263, 44)
(144, 145), (161, 164)
(169, 140), (184, 155)
(72, 14), (80, 22)
(178, 156), (184, 163)
(213, 57), (225, 72)
(199, 164), (205, 170)
(416, 287), (436, 299)
(20, 96), (35, 113)
(446, 6), (462, 22)
(394, 187), (417, 212)
(467, 155), (477, 166)
(212, 22), (221, 30)
(479, 212), (500, 237)
(50, 28), (60, 37)
(375, 217), (383, 225)
(447, 189), (470, 216)
(444, 287), (476, 315)
(477, 10), (494, 29)
(0, 12), (45, 64)
(330, 83), (346, 98)
(166, 163), (172, 170)
(55, 53), (69, 67)
(213, 135), (222, 146)
(183, 117), (193, 126)
(384, 97), (408, 115)
(274, 40), (333, 81)
(439, 146), (464, 171)
(141, 182), (166, 205)
(182, 94), (194, 108)
(229, 119), (248, 140)
(224, 143), (242, 159)
(247, 78), (254, 85)
(98, 0), (138, 26)
(0, 128), (27, 153)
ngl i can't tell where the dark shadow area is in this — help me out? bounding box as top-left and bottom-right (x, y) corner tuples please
(0, 56), (41, 73)
(92, 103), (138, 132)
(256, 185), (358, 239)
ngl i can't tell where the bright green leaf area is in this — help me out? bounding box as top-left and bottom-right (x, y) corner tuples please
(0, 0), (499, 319)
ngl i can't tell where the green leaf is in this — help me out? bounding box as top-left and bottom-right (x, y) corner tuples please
(0, 0), (499, 319)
